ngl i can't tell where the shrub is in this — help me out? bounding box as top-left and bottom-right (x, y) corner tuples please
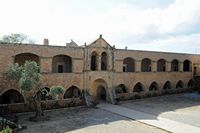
(50, 86), (64, 100)
(0, 127), (12, 133)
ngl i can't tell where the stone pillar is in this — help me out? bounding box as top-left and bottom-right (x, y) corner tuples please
(166, 61), (171, 72)
(152, 61), (157, 72)
(135, 60), (141, 72)
(98, 55), (101, 71)
(179, 62), (183, 72)
(40, 57), (52, 73)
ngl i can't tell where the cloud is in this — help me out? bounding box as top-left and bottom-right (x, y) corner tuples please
(0, 0), (200, 53)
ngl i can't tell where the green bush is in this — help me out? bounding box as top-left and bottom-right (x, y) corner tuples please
(0, 127), (12, 133)
(115, 86), (123, 94)
(50, 86), (64, 100)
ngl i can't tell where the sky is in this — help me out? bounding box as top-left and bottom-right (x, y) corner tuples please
(0, 0), (200, 54)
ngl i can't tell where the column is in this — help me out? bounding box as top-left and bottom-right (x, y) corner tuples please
(152, 61), (157, 72)
(98, 55), (101, 71)
(166, 61), (171, 72)
(135, 60), (141, 72)
(179, 62), (183, 72)
(40, 57), (52, 73)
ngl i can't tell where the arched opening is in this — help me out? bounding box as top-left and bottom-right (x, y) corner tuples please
(171, 59), (179, 72)
(133, 82), (144, 92)
(101, 52), (107, 71)
(183, 60), (191, 72)
(157, 59), (166, 72)
(141, 58), (151, 72)
(187, 79), (194, 88)
(14, 53), (40, 65)
(37, 87), (50, 100)
(97, 85), (106, 101)
(0, 89), (24, 104)
(123, 57), (135, 72)
(52, 55), (72, 73)
(64, 86), (81, 99)
(92, 79), (108, 101)
(176, 80), (184, 88)
(149, 82), (158, 91)
(163, 81), (172, 90)
(115, 84), (127, 94)
(91, 52), (98, 71)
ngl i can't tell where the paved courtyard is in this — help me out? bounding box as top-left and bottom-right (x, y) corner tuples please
(17, 107), (167, 133)
(121, 92), (200, 127)
(17, 92), (200, 133)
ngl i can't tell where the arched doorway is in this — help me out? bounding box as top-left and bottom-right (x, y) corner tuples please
(92, 79), (108, 101)
(97, 85), (106, 101)
(141, 58), (151, 72)
(171, 59), (179, 72)
(101, 52), (107, 70)
(123, 57), (135, 72)
(52, 55), (72, 73)
(64, 86), (81, 99)
(15, 53), (40, 65)
(91, 51), (98, 71)
(0, 89), (24, 104)
(157, 59), (166, 72)
(133, 82), (144, 92)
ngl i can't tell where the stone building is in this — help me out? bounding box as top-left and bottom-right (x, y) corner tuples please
(0, 35), (200, 105)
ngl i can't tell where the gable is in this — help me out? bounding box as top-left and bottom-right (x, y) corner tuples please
(88, 35), (112, 48)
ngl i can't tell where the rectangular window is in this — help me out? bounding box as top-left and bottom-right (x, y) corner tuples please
(58, 65), (64, 73)
(123, 64), (127, 72)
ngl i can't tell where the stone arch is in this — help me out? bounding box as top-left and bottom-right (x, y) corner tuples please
(187, 79), (194, 88)
(92, 79), (108, 101)
(14, 53), (40, 65)
(176, 80), (184, 88)
(133, 82), (144, 92)
(101, 52), (107, 70)
(64, 86), (81, 99)
(141, 58), (151, 72)
(91, 51), (98, 71)
(0, 89), (24, 104)
(183, 60), (192, 72)
(149, 82), (158, 91)
(163, 81), (172, 90)
(157, 59), (166, 72)
(115, 84), (128, 94)
(52, 54), (72, 73)
(171, 59), (179, 72)
(123, 57), (135, 72)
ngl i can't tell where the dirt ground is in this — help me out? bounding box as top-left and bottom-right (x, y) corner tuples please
(17, 106), (167, 133)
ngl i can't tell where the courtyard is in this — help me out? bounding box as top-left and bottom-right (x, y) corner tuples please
(17, 92), (200, 133)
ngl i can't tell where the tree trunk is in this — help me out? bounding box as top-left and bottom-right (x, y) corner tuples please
(29, 91), (47, 121)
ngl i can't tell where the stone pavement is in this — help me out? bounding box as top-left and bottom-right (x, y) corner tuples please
(98, 103), (200, 133)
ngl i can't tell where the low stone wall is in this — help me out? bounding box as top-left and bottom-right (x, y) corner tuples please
(116, 88), (192, 101)
(0, 98), (84, 113)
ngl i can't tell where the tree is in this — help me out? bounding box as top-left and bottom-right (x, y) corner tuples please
(0, 33), (35, 44)
(4, 61), (64, 121)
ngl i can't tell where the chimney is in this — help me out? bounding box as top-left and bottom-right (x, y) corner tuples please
(43, 38), (49, 45)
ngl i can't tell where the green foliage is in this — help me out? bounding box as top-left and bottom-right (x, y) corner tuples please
(5, 61), (40, 92)
(4, 63), (22, 81)
(0, 33), (35, 44)
(50, 86), (64, 100)
(0, 127), (12, 133)
(115, 86), (123, 94)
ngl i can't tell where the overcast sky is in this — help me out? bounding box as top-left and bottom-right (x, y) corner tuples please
(0, 0), (200, 54)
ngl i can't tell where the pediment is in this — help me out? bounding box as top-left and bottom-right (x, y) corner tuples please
(88, 35), (112, 48)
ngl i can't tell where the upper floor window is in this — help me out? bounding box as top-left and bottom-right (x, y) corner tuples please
(52, 55), (72, 73)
